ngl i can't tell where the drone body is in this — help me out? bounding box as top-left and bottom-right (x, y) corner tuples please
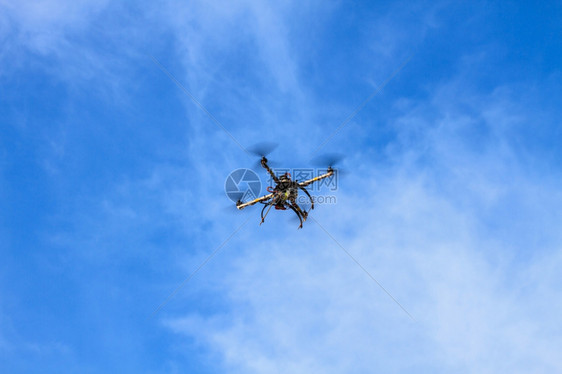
(236, 156), (335, 229)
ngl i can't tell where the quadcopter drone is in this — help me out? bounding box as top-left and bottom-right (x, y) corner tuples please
(236, 156), (335, 229)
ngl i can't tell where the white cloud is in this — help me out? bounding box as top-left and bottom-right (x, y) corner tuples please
(6, 1), (559, 372)
(0, 0), (144, 103)
(163, 73), (562, 373)
(0, 0), (109, 55)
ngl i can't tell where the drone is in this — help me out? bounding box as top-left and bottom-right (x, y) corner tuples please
(236, 155), (336, 229)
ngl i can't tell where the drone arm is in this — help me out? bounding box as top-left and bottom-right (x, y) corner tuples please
(298, 169), (334, 187)
(287, 203), (304, 229)
(261, 158), (280, 184)
(236, 193), (274, 210)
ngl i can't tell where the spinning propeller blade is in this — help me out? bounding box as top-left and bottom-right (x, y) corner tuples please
(310, 153), (348, 177)
(247, 141), (279, 169)
(247, 141), (278, 158)
(310, 153), (345, 167)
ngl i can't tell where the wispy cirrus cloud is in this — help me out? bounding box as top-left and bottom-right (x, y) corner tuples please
(0, 0), (109, 53)
(163, 68), (562, 373)
(2, 1), (561, 373)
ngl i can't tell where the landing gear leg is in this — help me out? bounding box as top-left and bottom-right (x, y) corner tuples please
(287, 203), (304, 229)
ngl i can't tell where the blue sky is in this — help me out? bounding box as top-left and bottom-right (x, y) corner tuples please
(1, 1), (562, 373)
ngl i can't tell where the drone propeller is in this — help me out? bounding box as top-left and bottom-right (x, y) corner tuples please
(247, 141), (279, 169)
(310, 152), (348, 177)
(247, 141), (278, 158)
(221, 199), (252, 216)
(310, 153), (345, 168)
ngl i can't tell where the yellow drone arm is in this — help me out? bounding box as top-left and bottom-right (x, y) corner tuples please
(298, 169), (334, 187)
(236, 193), (274, 210)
